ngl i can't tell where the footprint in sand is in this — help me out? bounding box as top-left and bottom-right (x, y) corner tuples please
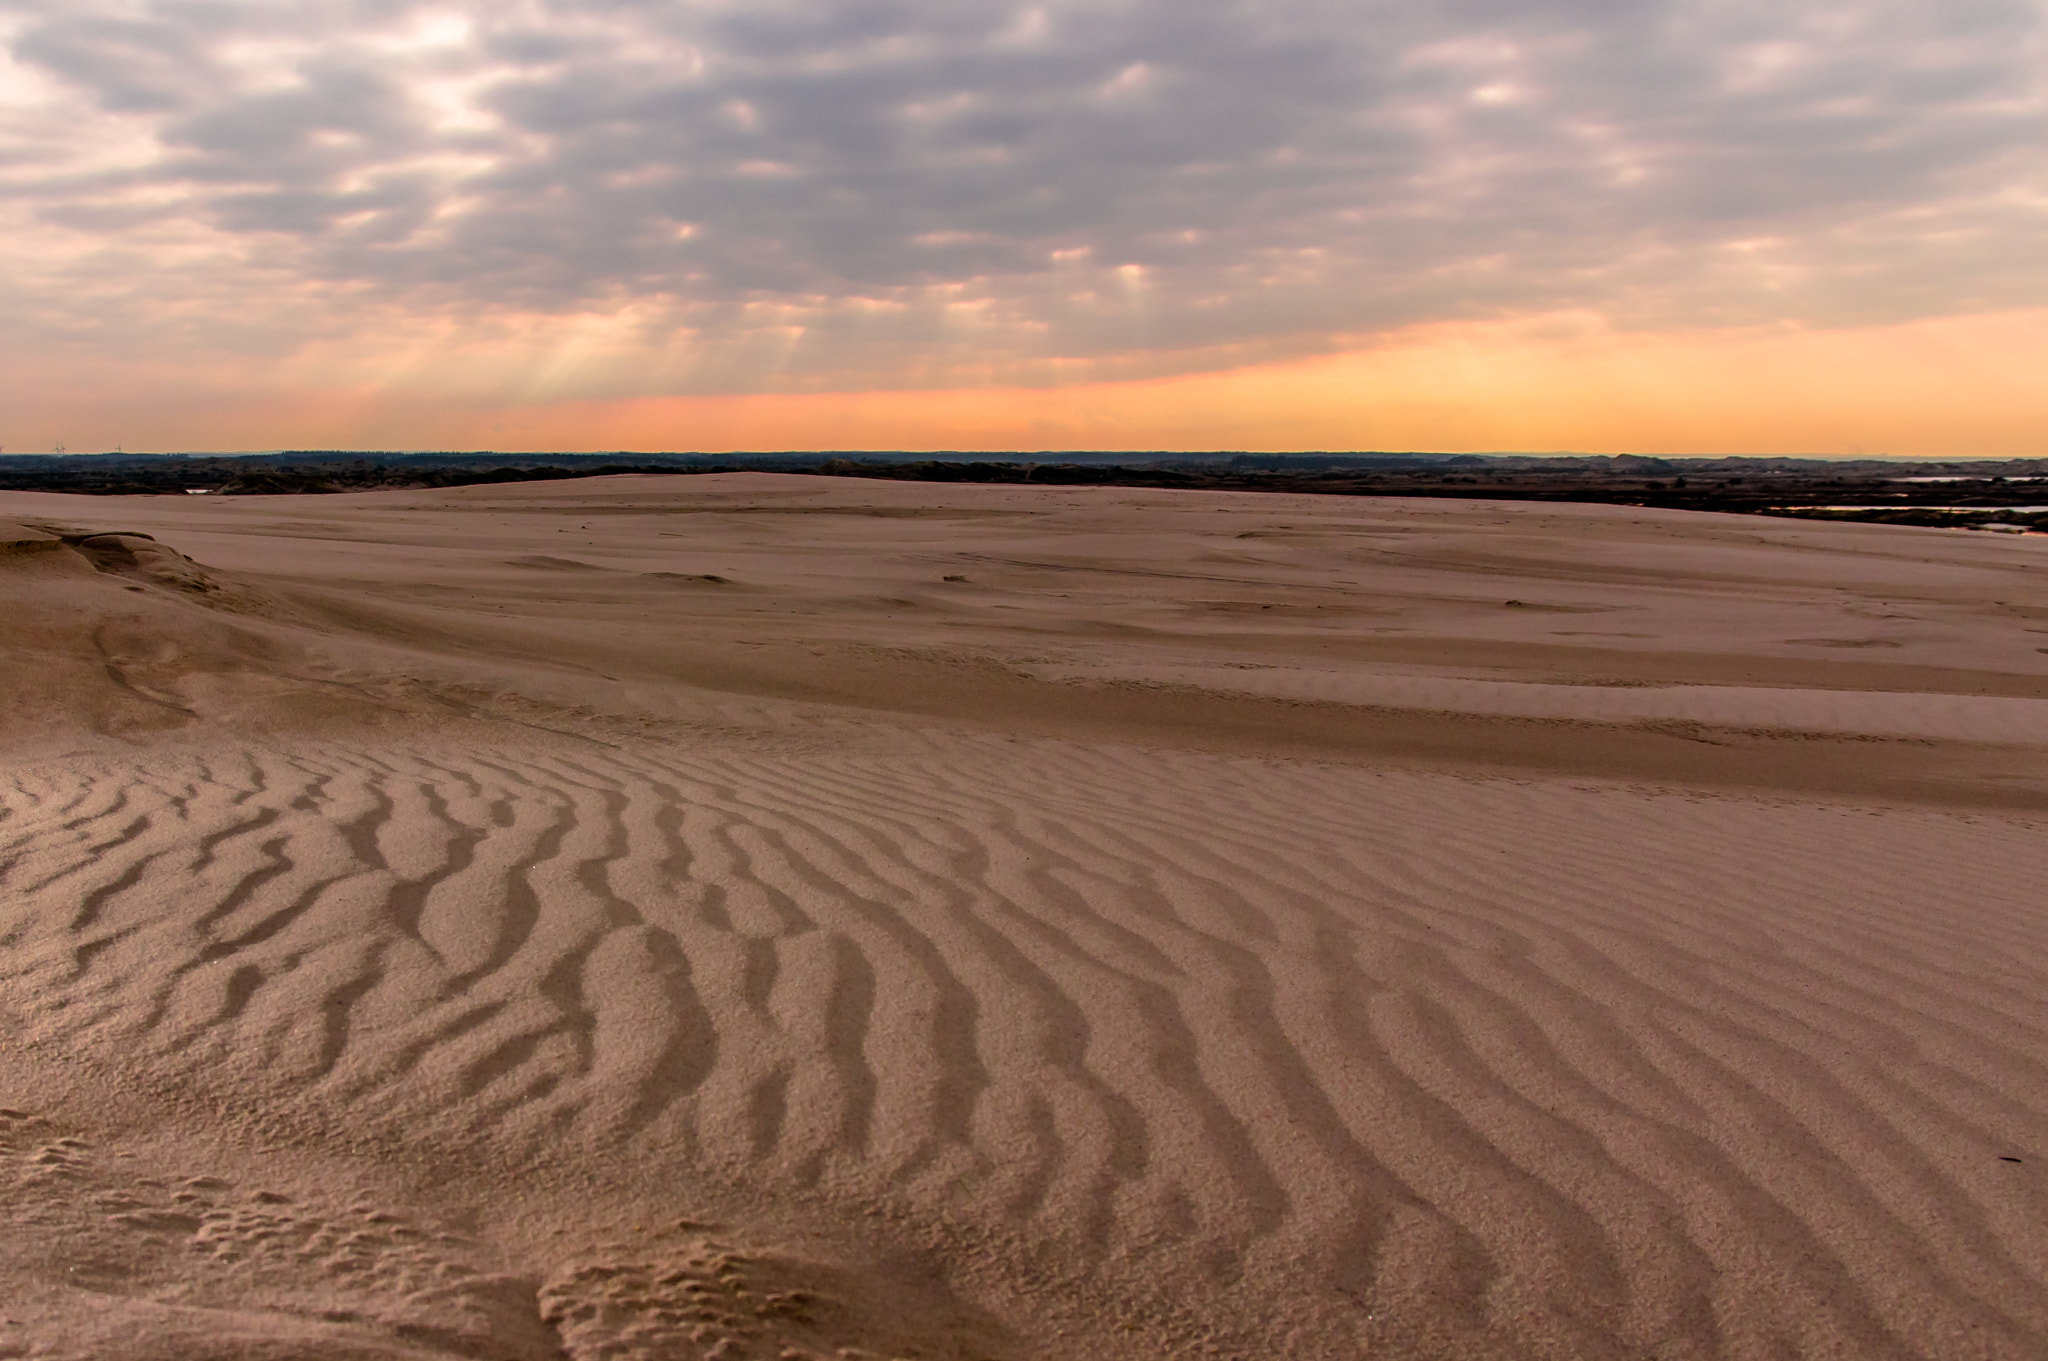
(0, 1110), (560, 1359)
(539, 1225), (1009, 1361)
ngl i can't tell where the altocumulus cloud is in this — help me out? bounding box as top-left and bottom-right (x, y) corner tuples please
(3, 0), (2046, 390)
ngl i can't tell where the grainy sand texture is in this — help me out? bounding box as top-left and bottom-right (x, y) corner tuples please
(2, 475), (2045, 1360)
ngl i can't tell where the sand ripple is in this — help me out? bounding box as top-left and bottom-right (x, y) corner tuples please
(4, 736), (2046, 1357)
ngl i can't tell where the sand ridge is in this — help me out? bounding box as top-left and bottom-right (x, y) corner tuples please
(2, 476), (2046, 1358)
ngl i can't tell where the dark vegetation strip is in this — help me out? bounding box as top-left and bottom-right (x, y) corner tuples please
(3, 451), (2046, 530)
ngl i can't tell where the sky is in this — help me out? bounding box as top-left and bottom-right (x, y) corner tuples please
(2, 0), (2045, 455)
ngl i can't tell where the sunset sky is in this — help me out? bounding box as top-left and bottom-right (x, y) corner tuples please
(3, 0), (2045, 455)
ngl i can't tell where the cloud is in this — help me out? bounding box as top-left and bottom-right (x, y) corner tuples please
(2, 0), (2046, 392)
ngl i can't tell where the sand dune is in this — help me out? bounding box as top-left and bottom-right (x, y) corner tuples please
(2, 478), (2046, 1358)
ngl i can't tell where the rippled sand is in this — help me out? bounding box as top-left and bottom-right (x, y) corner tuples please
(2, 476), (2045, 1359)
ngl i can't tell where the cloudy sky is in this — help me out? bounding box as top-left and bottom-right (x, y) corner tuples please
(3, 0), (2045, 453)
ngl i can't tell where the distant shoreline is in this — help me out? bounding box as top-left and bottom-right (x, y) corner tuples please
(5, 449), (2046, 532)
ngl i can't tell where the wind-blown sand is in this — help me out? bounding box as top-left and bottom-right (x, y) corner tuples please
(1, 476), (2044, 1360)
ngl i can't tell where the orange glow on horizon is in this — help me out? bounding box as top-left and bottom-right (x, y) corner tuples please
(12, 308), (2048, 458)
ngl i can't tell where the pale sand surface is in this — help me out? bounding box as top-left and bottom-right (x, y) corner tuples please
(1, 475), (2045, 1359)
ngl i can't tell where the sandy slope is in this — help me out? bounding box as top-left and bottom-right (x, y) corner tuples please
(1, 477), (2045, 1360)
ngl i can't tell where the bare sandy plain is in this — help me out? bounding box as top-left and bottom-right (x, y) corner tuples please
(1, 473), (2045, 1361)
